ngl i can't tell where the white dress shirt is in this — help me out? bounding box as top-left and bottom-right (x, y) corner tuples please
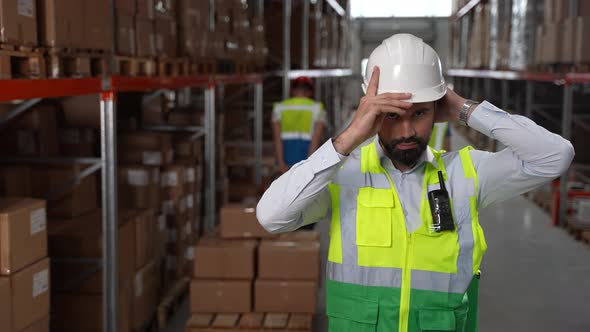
(257, 101), (575, 233)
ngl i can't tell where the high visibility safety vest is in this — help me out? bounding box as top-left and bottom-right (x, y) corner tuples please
(429, 122), (449, 151)
(326, 138), (487, 332)
(273, 97), (324, 141)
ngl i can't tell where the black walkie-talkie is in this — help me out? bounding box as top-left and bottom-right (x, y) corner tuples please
(428, 171), (455, 232)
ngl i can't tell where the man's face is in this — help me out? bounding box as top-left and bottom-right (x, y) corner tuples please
(379, 101), (435, 168)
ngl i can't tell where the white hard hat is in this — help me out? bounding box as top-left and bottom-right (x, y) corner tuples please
(362, 33), (446, 103)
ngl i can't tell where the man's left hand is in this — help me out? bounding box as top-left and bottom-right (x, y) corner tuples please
(435, 87), (467, 123)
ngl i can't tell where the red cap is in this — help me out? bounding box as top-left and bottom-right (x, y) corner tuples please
(292, 76), (313, 90)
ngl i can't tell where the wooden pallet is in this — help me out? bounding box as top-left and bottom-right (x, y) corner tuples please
(0, 48), (45, 79)
(186, 313), (312, 332)
(235, 62), (254, 74)
(192, 57), (216, 75)
(157, 57), (190, 77)
(45, 48), (109, 78)
(158, 277), (190, 328)
(0, 43), (36, 52)
(115, 56), (157, 77)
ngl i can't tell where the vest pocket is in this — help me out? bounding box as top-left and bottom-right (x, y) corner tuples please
(356, 187), (394, 247)
(327, 293), (378, 332)
(418, 309), (457, 331)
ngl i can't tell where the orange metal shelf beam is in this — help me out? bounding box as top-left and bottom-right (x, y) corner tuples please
(0, 78), (102, 102)
(110, 75), (213, 91)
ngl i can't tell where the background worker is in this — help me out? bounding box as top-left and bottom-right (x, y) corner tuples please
(429, 121), (451, 151)
(257, 34), (574, 331)
(272, 76), (326, 174)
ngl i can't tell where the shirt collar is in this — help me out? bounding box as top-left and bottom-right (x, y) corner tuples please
(375, 137), (438, 172)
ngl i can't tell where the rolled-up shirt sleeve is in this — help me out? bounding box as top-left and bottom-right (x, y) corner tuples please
(467, 101), (575, 208)
(257, 139), (346, 233)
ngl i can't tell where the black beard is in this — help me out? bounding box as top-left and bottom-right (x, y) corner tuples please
(384, 137), (428, 168)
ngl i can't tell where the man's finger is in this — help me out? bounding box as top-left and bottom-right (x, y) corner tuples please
(371, 97), (413, 109)
(366, 66), (380, 97)
(374, 92), (412, 100)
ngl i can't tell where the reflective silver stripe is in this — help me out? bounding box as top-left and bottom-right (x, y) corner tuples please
(281, 131), (312, 140)
(327, 261), (403, 288)
(339, 187), (359, 265)
(333, 154), (391, 189)
(411, 270), (471, 294)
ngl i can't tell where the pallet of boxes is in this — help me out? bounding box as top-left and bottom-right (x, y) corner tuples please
(536, 0), (590, 71)
(186, 206), (320, 332)
(0, 196), (50, 332)
(118, 130), (204, 329)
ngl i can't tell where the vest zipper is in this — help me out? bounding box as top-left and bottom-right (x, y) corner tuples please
(399, 233), (413, 332)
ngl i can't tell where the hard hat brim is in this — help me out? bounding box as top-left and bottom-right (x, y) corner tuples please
(361, 82), (447, 103)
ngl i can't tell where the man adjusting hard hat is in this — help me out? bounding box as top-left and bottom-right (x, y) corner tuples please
(257, 34), (574, 331)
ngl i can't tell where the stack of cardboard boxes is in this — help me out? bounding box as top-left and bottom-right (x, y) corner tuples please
(115, 0), (157, 57)
(537, 0), (590, 66)
(178, 0), (211, 58)
(186, 205), (319, 331)
(0, 198), (50, 332)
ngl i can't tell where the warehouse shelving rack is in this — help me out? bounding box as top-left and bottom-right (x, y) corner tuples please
(0, 1), (354, 331)
(446, 69), (590, 229)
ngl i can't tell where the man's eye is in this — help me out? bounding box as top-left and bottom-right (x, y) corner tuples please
(414, 110), (426, 117)
(386, 113), (399, 120)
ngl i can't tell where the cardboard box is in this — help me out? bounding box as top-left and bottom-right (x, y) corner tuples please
(0, 276), (11, 330)
(155, 17), (177, 57)
(255, 280), (317, 314)
(278, 231), (320, 242)
(168, 110), (200, 126)
(155, 214), (167, 258)
(0, 0), (37, 46)
(178, 0), (208, 28)
(0, 104), (60, 157)
(83, 0), (113, 51)
(60, 95), (101, 128)
(258, 240), (320, 281)
(228, 182), (259, 204)
(0, 198), (47, 275)
(542, 23), (563, 64)
(117, 13), (136, 56)
(136, 17), (156, 57)
(174, 138), (203, 165)
(20, 316), (49, 332)
(37, 0), (84, 48)
(119, 132), (174, 166)
(116, 0), (135, 14)
(118, 165), (160, 210)
(220, 204), (275, 239)
(30, 164), (97, 218)
(553, 0), (569, 23)
(161, 165), (185, 201)
(575, 17), (590, 63)
(194, 239), (256, 279)
(52, 278), (132, 332)
(11, 258), (50, 332)
(134, 210), (157, 270)
(534, 25), (545, 65)
(190, 280), (252, 313)
(183, 244), (195, 277)
(154, 0), (175, 17)
(0, 166), (31, 197)
(562, 17), (577, 63)
(133, 260), (160, 331)
(48, 210), (136, 292)
(137, 0), (155, 19)
(59, 128), (97, 157)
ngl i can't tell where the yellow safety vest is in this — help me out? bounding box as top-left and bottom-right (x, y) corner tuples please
(326, 138), (487, 332)
(273, 97), (324, 140)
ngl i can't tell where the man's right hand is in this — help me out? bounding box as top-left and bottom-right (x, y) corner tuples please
(333, 66), (413, 155)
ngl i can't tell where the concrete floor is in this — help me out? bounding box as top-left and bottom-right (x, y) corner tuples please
(164, 130), (590, 331)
